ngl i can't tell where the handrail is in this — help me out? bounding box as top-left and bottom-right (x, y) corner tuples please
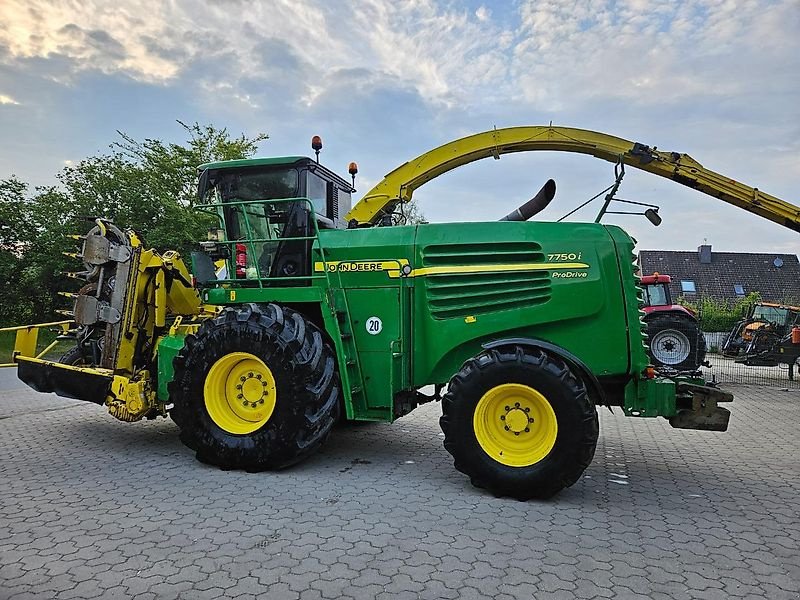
(195, 196), (330, 287)
(0, 320), (73, 368)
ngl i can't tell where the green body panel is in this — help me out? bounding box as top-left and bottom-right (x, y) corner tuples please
(156, 334), (186, 402)
(624, 377), (676, 417)
(409, 222), (631, 385)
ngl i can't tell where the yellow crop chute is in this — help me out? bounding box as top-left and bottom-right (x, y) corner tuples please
(346, 125), (800, 232)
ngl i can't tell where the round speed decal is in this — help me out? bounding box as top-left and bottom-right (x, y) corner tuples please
(365, 316), (383, 335)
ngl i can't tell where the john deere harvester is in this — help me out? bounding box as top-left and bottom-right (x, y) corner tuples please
(10, 126), (800, 499)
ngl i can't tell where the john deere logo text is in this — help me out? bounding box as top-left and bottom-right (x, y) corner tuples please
(314, 260), (409, 275)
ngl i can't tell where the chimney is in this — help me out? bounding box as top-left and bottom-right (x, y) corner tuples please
(698, 244), (712, 264)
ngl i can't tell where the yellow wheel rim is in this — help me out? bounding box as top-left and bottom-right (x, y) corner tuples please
(204, 352), (277, 435)
(473, 383), (558, 467)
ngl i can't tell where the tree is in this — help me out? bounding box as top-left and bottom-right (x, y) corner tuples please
(0, 122), (268, 325)
(0, 178), (37, 324)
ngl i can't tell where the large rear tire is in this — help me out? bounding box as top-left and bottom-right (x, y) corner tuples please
(169, 303), (340, 470)
(647, 313), (706, 370)
(440, 346), (598, 500)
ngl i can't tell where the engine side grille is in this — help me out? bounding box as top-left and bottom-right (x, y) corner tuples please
(421, 242), (552, 319)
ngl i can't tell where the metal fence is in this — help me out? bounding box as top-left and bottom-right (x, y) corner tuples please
(700, 333), (800, 389)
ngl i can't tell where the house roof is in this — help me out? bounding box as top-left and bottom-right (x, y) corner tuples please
(638, 248), (800, 304)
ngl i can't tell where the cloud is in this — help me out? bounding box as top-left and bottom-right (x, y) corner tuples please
(475, 6), (491, 22)
(512, 0), (800, 110)
(0, 0), (797, 252)
(0, 93), (19, 105)
(0, 0), (508, 104)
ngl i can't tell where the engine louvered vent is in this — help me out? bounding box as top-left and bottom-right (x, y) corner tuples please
(421, 242), (551, 319)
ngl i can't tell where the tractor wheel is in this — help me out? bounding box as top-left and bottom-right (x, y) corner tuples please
(440, 346), (598, 500)
(169, 303), (340, 471)
(59, 345), (88, 366)
(647, 313), (706, 371)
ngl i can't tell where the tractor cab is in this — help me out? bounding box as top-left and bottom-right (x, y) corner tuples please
(641, 275), (671, 307)
(193, 157), (354, 286)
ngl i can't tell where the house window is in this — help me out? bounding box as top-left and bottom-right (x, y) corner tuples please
(680, 280), (696, 294)
(734, 284), (745, 297)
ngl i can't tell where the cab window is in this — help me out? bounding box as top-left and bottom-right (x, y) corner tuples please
(306, 171), (327, 215)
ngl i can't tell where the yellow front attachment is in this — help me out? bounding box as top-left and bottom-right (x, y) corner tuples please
(473, 383), (558, 467)
(204, 352), (277, 435)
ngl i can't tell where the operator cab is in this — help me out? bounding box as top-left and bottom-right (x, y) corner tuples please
(194, 157), (354, 286)
(197, 156), (354, 228)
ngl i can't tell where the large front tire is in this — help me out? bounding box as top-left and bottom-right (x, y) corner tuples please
(169, 303), (340, 470)
(440, 346), (598, 500)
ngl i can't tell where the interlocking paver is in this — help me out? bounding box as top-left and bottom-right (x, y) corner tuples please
(1, 377), (799, 600)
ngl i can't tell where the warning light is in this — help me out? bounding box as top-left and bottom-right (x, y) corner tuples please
(311, 135), (323, 162)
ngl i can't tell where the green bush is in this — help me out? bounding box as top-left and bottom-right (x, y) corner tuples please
(678, 292), (761, 332)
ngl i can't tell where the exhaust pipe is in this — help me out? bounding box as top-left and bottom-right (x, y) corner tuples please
(500, 179), (557, 221)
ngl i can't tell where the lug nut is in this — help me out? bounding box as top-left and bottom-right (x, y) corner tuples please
(248, 372), (254, 377)
(500, 415), (505, 421)
(514, 432), (520, 436)
(240, 376), (246, 382)
(256, 373), (262, 380)
(505, 406), (510, 411)
(524, 427), (530, 433)
(236, 384), (242, 390)
(504, 425), (510, 431)
(524, 407), (530, 413)
(242, 400), (248, 406)
(259, 399), (265, 404)
(528, 418), (534, 423)
(515, 402), (520, 408)
(237, 394), (243, 399)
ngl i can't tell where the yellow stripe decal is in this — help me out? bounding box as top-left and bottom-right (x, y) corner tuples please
(315, 260), (588, 278)
(407, 262), (589, 277)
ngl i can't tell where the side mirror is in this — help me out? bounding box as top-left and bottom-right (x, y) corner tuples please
(644, 208), (662, 226)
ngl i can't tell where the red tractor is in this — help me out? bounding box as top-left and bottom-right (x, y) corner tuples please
(641, 273), (707, 371)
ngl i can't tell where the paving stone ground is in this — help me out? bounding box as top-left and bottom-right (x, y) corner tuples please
(1, 370), (798, 600)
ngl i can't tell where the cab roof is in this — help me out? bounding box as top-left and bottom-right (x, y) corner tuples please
(198, 156), (353, 191)
(198, 156), (308, 170)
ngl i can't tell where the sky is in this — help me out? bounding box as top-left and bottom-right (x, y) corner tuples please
(0, 0), (797, 254)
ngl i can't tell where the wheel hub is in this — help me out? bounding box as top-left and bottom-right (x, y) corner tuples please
(651, 328), (691, 365)
(238, 374), (269, 406)
(503, 406), (532, 434)
(204, 352), (277, 435)
(473, 383), (558, 467)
